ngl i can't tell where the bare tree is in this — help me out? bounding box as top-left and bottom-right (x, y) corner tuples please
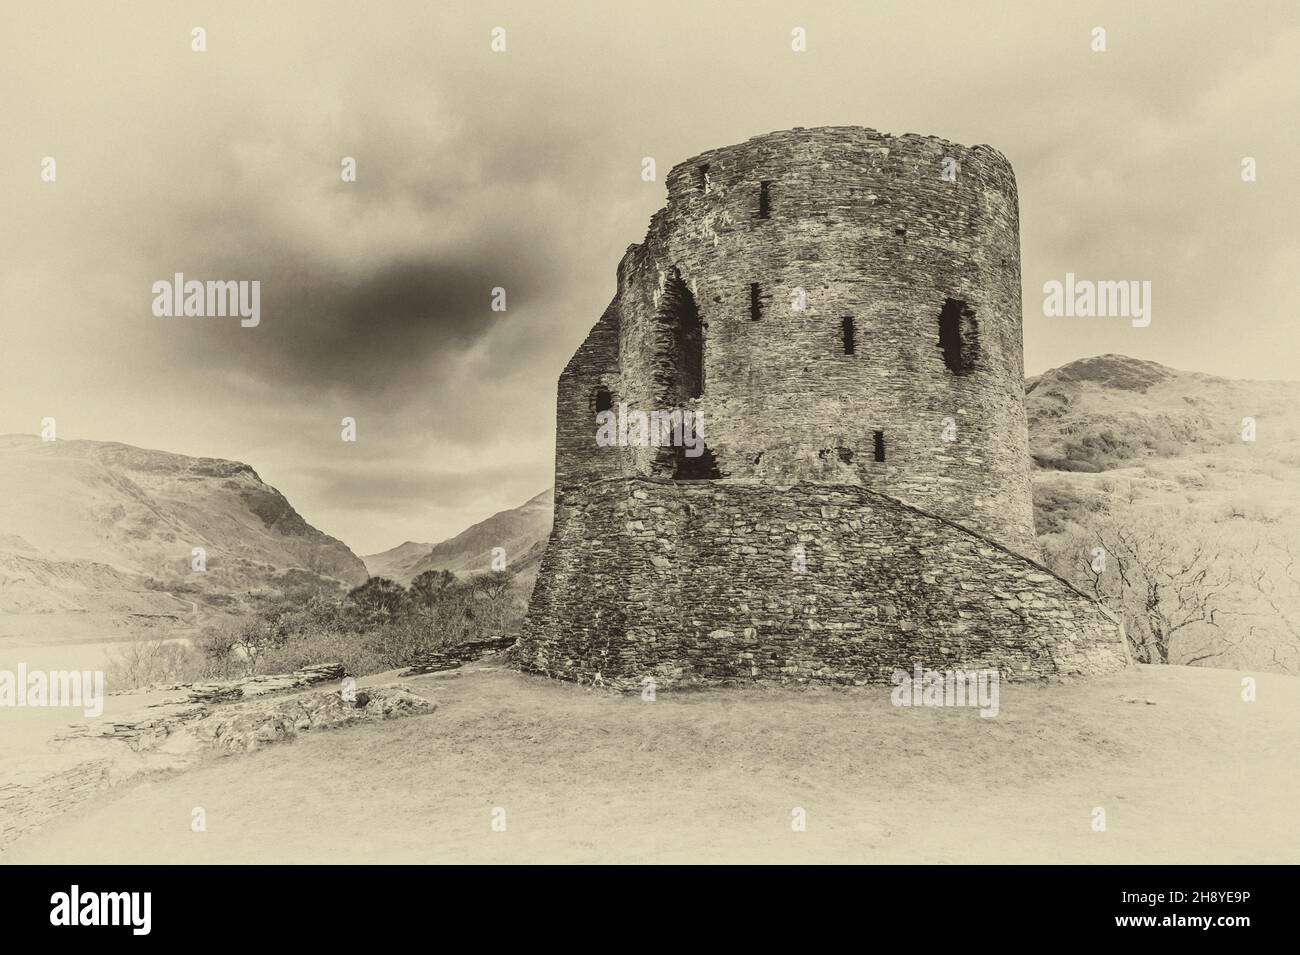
(410, 568), (457, 607)
(1043, 505), (1235, 664)
(475, 568), (516, 605)
(1223, 533), (1300, 673)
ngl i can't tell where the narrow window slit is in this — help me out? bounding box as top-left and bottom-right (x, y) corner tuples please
(749, 283), (762, 321)
(696, 164), (710, 192)
(873, 431), (886, 463)
(841, 316), (856, 355)
(758, 181), (772, 219)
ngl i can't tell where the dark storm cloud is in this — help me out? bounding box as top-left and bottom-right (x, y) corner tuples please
(153, 245), (547, 397)
(101, 52), (595, 417)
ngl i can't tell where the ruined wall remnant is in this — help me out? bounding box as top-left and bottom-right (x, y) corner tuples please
(517, 126), (1130, 688)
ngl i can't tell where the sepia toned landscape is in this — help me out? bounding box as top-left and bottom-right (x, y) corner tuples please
(4, 350), (1299, 862)
(2, 1), (1298, 874)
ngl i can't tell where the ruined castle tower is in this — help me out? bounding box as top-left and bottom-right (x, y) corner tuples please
(515, 127), (1129, 688)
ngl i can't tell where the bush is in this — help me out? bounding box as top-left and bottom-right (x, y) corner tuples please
(365, 612), (443, 670)
(410, 569), (456, 607)
(258, 628), (389, 678)
(1033, 481), (1105, 535)
(104, 639), (206, 691)
(346, 577), (408, 621)
(185, 571), (528, 680)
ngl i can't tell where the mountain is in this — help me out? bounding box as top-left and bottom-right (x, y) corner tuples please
(1026, 354), (1300, 472)
(364, 489), (553, 588)
(1027, 353), (1300, 534)
(359, 540), (434, 583)
(0, 435), (367, 642)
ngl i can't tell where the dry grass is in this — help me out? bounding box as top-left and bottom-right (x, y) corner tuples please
(5, 663), (1297, 864)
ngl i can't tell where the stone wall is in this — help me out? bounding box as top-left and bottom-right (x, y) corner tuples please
(517, 478), (1129, 689)
(523, 126), (1128, 688)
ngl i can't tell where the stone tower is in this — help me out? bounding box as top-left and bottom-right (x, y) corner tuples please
(515, 127), (1129, 688)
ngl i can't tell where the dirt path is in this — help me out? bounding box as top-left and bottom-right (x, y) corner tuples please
(4, 665), (1296, 863)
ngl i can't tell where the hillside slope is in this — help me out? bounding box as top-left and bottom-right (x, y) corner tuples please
(0, 435), (367, 640)
(1026, 353), (1300, 471)
(1027, 356), (1300, 672)
(365, 489), (552, 587)
(360, 540), (433, 583)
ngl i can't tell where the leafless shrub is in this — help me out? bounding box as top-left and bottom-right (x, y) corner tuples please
(104, 639), (204, 691)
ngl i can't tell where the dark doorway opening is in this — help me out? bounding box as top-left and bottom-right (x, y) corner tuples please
(672, 444), (722, 480)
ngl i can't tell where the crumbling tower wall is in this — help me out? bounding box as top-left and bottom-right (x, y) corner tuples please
(519, 127), (1130, 688)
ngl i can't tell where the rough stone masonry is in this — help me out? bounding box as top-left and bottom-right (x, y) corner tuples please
(514, 126), (1130, 688)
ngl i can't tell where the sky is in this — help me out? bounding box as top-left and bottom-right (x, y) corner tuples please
(2, 0), (1297, 555)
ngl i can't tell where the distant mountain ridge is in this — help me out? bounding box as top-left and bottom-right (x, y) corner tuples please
(0, 435), (367, 639)
(360, 540), (434, 583)
(364, 489), (553, 588)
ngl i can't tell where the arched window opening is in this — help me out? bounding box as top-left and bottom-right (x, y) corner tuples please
(939, 298), (979, 374)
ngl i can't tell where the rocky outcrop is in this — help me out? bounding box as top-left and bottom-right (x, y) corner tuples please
(66, 664), (429, 752)
(2, 668), (435, 850)
(193, 685), (432, 753)
(130, 663), (346, 702)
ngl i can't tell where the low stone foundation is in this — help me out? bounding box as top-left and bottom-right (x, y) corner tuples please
(515, 478), (1129, 689)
